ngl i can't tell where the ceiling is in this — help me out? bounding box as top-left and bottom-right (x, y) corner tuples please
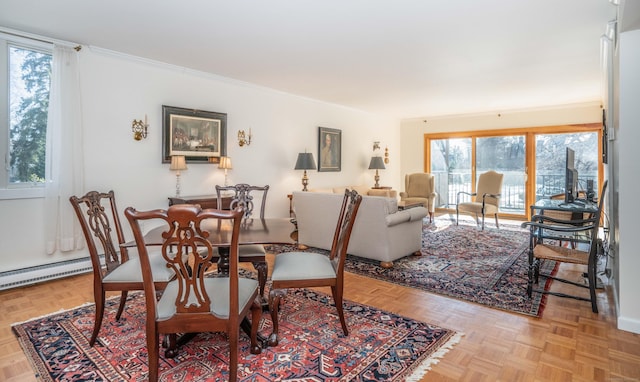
(0, 1), (625, 120)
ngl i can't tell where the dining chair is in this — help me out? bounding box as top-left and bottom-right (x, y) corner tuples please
(456, 170), (504, 230)
(69, 190), (176, 346)
(267, 189), (362, 346)
(216, 184), (270, 299)
(125, 204), (262, 382)
(521, 181), (607, 313)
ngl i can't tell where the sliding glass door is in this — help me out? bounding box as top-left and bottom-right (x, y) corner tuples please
(425, 124), (602, 220)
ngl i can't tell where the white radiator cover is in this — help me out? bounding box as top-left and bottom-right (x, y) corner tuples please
(0, 257), (93, 290)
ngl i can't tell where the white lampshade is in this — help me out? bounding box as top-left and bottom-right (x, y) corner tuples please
(170, 155), (187, 171)
(218, 156), (233, 170)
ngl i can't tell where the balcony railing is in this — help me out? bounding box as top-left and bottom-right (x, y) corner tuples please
(433, 171), (597, 214)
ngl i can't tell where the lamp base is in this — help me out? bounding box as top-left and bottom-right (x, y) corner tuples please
(373, 170), (380, 188)
(301, 170), (309, 191)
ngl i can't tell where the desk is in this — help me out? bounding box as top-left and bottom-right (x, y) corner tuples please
(531, 198), (598, 217)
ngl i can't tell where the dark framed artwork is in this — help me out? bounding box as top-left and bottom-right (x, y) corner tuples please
(318, 127), (341, 172)
(602, 109), (608, 164)
(162, 105), (227, 163)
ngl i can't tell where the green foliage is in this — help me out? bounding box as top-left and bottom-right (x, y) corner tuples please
(9, 49), (51, 183)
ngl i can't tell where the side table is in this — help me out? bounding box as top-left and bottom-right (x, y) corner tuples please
(168, 195), (232, 210)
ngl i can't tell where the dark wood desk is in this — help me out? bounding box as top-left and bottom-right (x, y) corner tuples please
(168, 194), (232, 210)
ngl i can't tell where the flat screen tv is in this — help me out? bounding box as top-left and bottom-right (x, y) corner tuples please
(565, 147), (579, 203)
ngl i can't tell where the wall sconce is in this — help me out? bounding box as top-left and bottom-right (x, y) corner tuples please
(169, 155), (187, 197)
(294, 152), (317, 191)
(238, 128), (252, 146)
(218, 156), (233, 186)
(368, 156), (386, 188)
(384, 146), (390, 164)
(131, 114), (148, 140)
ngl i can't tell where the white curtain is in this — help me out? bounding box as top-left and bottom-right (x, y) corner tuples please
(44, 45), (84, 254)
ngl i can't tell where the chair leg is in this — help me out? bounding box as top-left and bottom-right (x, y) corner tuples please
(588, 261), (599, 313)
(494, 214), (500, 229)
(249, 300), (262, 355)
(480, 213), (485, 230)
(527, 263), (534, 298)
(268, 289), (286, 347)
(115, 291), (128, 320)
(456, 207), (459, 225)
(253, 260), (267, 299)
(229, 328), (238, 382)
(90, 289), (105, 346)
(331, 285), (348, 336)
(147, 328), (160, 382)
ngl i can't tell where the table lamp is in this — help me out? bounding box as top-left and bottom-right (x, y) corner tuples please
(170, 155), (187, 197)
(218, 156), (233, 186)
(368, 156), (385, 188)
(294, 152), (317, 191)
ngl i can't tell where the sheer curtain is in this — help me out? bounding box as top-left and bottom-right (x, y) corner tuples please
(44, 45), (84, 254)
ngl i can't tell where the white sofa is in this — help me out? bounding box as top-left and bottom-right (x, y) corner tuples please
(292, 191), (428, 268)
(309, 185), (398, 199)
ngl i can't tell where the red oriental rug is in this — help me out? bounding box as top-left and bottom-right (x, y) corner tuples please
(13, 288), (461, 381)
(268, 216), (557, 317)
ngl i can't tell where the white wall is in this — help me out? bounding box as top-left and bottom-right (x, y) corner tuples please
(0, 47), (399, 272)
(617, 29), (640, 334)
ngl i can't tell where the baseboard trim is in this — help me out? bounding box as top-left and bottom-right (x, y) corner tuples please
(0, 257), (93, 291)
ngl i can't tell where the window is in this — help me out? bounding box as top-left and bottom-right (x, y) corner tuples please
(0, 34), (52, 195)
(425, 125), (602, 220)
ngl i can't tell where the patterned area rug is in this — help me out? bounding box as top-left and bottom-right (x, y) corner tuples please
(270, 216), (556, 317)
(13, 286), (461, 381)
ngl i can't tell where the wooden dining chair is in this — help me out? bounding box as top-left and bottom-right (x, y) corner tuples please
(215, 184), (270, 299)
(521, 181), (607, 313)
(124, 204), (262, 382)
(69, 190), (176, 347)
(267, 189), (362, 346)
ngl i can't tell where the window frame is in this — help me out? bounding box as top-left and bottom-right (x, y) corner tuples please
(0, 33), (52, 199)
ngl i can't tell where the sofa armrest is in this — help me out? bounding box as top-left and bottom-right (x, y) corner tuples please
(399, 191), (408, 199)
(384, 206), (428, 227)
(407, 206), (429, 221)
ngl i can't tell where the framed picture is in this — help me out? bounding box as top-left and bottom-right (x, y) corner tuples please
(162, 105), (227, 163)
(318, 127), (341, 172)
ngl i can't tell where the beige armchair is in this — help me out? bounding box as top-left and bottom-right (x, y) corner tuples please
(456, 170), (504, 230)
(399, 173), (437, 222)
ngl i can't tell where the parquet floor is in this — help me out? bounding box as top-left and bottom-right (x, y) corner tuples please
(1, 253), (639, 381)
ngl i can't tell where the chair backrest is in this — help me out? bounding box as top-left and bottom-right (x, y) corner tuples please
(125, 204), (244, 318)
(404, 173), (435, 198)
(475, 171), (504, 206)
(216, 184), (269, 219)
(329, 189), (363, 276)
(69, 190), (127, 279)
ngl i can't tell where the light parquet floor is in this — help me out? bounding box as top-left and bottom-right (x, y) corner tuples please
(1, 253), (639, 381)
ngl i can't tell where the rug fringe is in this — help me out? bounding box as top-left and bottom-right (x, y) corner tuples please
(405, 331), (465, 382)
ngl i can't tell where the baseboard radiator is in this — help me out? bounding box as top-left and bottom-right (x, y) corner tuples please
(0, 257), (94, 291)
